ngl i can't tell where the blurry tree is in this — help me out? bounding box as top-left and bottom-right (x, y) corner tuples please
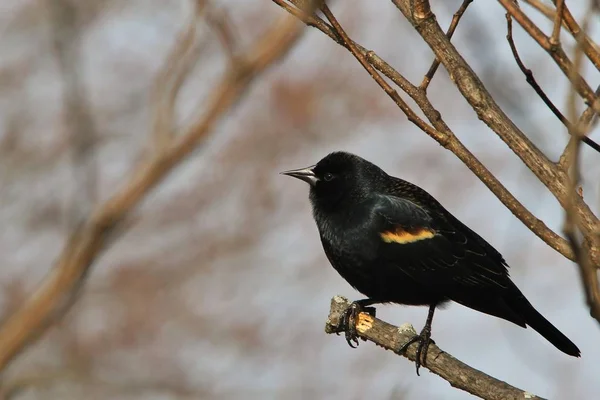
(0, 0), (598, 399)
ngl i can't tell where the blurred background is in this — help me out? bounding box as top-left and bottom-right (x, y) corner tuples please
(0, 0), (599, 399)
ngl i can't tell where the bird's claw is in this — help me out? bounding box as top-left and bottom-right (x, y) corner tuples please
(397, 327), (434, 376)
(340, 301), (362, 348)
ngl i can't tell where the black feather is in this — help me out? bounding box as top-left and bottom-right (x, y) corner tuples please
(284, 151), (580, 359)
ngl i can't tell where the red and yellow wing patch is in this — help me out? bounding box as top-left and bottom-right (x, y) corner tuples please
(380, 227), (436, 244)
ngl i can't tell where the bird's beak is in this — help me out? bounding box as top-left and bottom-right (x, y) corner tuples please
(280, 165), (318, 186)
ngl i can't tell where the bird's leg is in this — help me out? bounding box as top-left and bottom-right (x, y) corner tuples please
(397, 304), (436, 376)
(340, 299), (378, 348)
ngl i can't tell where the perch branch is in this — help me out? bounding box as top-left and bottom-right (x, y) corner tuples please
(324, 296), (546, 400)
(0, 11), (305, 372)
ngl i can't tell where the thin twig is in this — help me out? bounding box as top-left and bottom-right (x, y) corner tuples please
(152, 1), (205, 151)
(522, 0), (600, 56)
(319, 2), (446, 142)
(325, 296), (547, 400)
(576, 84), (600, 135)
(206, 5), (240, 65)
(551, 0), (600, 72)
(550, 0), (564, 46)
(49, 0), (98, 227)
(522, 0), (568, 29)
(499, 0), (600, 115)
(0, 10), (306, 373)
(505, 12), (600, 154)
(420, 0), (472, 91)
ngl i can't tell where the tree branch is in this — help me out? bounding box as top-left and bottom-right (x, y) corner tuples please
(319, 3), (445, 143)
(549, 0), (564, 47)
(391, 0), (600, 270)
(551, 0), (600, 72)
(521, 0), (600, 60)
(49, 0), (98, 226)
(498, 0), (600, 114)
(324, 296), (546, 400)
(505, 11), (600, 154)
(152, 0), (206, 151)
(273, 0), (576, 261)
(0, 10), (305, 372)
(561, 1), (600, 321)
(420, 0), (473, 91)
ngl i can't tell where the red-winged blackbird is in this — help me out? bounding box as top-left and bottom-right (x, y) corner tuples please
(282, 151), (580, 374)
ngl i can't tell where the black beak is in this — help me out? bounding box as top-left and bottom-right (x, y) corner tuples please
(280, 165), (318, 186)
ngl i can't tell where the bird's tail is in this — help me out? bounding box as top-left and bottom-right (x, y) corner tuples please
(508, 295), (580, 357)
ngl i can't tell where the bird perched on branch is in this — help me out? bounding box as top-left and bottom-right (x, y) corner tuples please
(282, 151), (580, 374)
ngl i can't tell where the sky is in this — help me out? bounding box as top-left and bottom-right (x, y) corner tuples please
(0, 0), (599, 399)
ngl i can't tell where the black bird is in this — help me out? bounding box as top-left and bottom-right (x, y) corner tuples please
(282, 151), (580, 374)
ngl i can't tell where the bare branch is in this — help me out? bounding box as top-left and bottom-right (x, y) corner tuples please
(0, 10), (305, 372)
(206, 5), (240, 65)
(391, 0), (599, 268)
(561, 1), (600, 321)
(152, 1), (206, 151)
(576, 84), (600, 135)
(522, 0), (600, 56)
(498, 0), (600, 115)
(505, 12), (600, 154)
(274, 0), (575, 261)
(325, 297), (547, 400)
(49, 0), (98, 226)
(551, 0), (600, 72)
(420, 0), (473, 91)
(319, 3), (445, 143)
(550, 0), (564, 46)
(522, 0), (568, 29)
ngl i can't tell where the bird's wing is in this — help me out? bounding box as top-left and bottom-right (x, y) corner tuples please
(373, 194), (511, 290)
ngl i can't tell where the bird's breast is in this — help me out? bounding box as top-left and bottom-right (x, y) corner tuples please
(317, 218), (379, 260)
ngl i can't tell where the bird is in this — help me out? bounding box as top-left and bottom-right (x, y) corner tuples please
(281, 151), (580, 374)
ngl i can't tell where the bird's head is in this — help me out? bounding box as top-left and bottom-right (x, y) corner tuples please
(281, 152), (386, 211)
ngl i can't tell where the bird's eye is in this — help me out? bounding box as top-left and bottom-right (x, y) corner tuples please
(323, 172), (334, 181)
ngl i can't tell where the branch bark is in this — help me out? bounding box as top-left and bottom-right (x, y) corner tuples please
(498, 0), (600, 114)
(391, 0), (600, 270)
(561, 1), (600, 321)
(505, 12), (600, 154)
(273, 0), (575, 261)
(325, 296), (546, 400)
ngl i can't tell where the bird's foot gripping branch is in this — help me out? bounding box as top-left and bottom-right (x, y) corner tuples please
(324, 296), (547, 400)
